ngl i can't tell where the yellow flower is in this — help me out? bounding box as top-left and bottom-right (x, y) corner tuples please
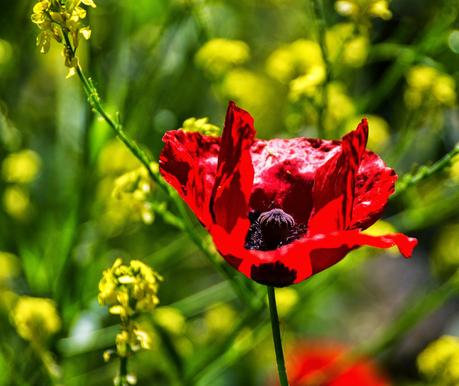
(182, 117), (221, 137)
(417, 335), (459, 385)
(205, 303), (236, 336)
(98, 258), (162, 319)
(289, 66), (326, 100)
(31, 0), (96, 74)
(221, 69), (278, 132)
(195, 38), (250, 77)
(335, 0), (392, 21)
(0, 252), (20, 283)
(115, 322), (152, 356)
(324, 82), (356, 130)
(326, 23), (369, 68)
(154, 307), (186, 335)
(274, 287), (298, 317)
(11, 296), (61, 342)
(2, 150), (41, 184)
(3, 186), (32, 221)
(98, 139), (140, 176)
(111, 165), (156, 225)
(266, 40), (323, 83)
(405, 65), (456, 109)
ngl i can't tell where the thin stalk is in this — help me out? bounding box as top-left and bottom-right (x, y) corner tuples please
(267, 286), (289, 386)
(392, 143), (459, 199)
(62, 31), (255, 306)
(311, 0), (330, 138)
(118, 356), (128, 386)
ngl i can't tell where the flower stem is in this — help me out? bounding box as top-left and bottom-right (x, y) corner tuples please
(267, 286), (289, 386)
(118, 356), (128, 386)
(391, 143), (459, 199)
(62, 32), (256, 307)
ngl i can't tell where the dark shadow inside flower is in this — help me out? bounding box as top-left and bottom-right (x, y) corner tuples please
(160, 101), (417, 287)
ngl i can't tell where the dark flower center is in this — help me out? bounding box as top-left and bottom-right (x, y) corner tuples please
(245, 208), (306, 251)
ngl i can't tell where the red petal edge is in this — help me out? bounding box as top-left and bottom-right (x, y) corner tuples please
(209, 101), (255, 244)
(159, 130), (219, 228)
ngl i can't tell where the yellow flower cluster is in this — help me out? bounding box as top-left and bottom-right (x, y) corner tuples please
(112, 165), (156, 225)
(326, 23), (369, 68)
(2, 150), (41, 184)
(335, 0), (392, 21)
(98, 258), (162, 320)
(31, 0), (96, 77)
(182, 117), (221, 137)
(1, 149), (41, 221)
(266, 39), (324, 84)
(99, 259), (162, 360)
(417, 335), (459, 385)
(114, 322), (152, 357)
(96, 140), (156, 236)
(11, 296), (61, 342)
(0, 252), (20, 283)
(195, 38), (250, 78)
(405, 65), (456, 109)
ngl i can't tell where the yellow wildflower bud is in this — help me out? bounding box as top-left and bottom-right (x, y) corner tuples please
(0, 252), (20, 283)
(335, 0), (392, 21)
(3, 186), (32, 221)
(266, 40), (323, 83)
(274, 287), (298, 317)
(433, 75), (456, 106)
(325, 82), (356, 130)
(154, 307), (186, 335)
(205, 303), (236, 335)
(368, 0), (392, 20)
(2, 150), (41, 184)
(182, 117), (221, 137)
(112, 165), (155, 225)
(405, 65), (456, 108)
(98, 258), (162, 319)
(289, 65), (326, 100)
(195, 38), (250, 77)
(11, 296), (61, 342)
(98, 139), (140, 176)
(335, 1), (359, 17)
(417, 335), (459, 384)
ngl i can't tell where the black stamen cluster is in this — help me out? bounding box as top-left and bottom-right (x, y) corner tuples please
(245, 208), (305, 251)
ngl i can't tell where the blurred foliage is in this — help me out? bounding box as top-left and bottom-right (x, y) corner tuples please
(2, 0), (459, 385)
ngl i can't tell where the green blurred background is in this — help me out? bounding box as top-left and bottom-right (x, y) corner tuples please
(2, 0), (459, 385)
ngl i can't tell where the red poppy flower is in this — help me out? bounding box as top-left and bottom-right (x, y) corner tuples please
(160, 101), (417, 287)
(279, 341), (391, 386)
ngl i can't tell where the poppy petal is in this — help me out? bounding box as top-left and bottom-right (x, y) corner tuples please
(308, 119), (368, 233)
(351, 152), (398, 229)
(210, 101), (255, 244)
(249, 138), (340, 224)
(211, 225), (417, 286)
(159, 130), (219, 228)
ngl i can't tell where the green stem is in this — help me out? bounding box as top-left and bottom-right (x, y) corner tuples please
(267, 286), (289, 386)
(392, 143), (459, 199)
(62, 32), (255, 306)
(311, 0), (330, 138)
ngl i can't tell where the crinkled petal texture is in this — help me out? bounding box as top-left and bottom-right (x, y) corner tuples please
(160, 102), (417, 287)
